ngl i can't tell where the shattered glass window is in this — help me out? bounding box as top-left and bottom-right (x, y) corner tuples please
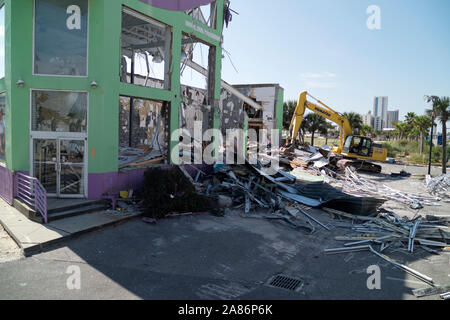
(34, 0), (88, 76)
(121, 7), (171, 89)
(119, 96), (169, 168)
(31, 90), (88, 133)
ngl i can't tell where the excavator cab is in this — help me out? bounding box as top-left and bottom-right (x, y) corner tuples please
(342, 135), (373, 158)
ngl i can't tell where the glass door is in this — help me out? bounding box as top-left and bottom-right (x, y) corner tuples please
(59, 139), (85, 197)
(32, 138), (86, 198)
(30, 90), (88, 198)
(33, 139), (58, 195)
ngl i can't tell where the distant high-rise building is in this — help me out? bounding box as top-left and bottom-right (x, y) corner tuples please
(387, 110), (399, 128)
(373, 116), (383, 131)
(363, 112), (374, 128)
(373, 97), (388, 128)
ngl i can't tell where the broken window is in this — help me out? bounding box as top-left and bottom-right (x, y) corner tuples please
(186, 1), (218, 29)
(31, 90), (88, 133)
(121, 7), (171, 89)
(179, 86), (211, 163)
(180, 34), (211, 89)
(179, 35), (216, 161)
(119, 96), (169, 169)
(34, 0), (88, 76)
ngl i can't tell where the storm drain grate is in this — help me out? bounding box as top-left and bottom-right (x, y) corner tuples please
(268, 275), (303, 291)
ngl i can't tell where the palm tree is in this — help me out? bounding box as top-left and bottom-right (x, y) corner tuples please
(319, 122), (335, 145)
(413, 115), (432, 155)
(430, 97), (449, 173)
(404, 112), (417, 141)
(393, 122), (409, 140)
(283, 100), (297, 130)
(343, 112), (363, 132)
(405, 112), (417, 125)
(360, 124), (374, 137)
(296, 119), (309, 144)
(304, 113), (327, 147)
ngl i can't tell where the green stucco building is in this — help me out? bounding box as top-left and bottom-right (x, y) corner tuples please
(0, 0), (284, 222)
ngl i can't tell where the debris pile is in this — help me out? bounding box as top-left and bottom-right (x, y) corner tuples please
(196, 162), (385, 227)
(279, 145), (341, 174)
(281, 144), (443, 209)
(119, 147), (165, 169)
(318, 167), (442, 209)
(139, 167), (210, 219)
(426, 174), (450, 199)
(324, 207), (450, 285)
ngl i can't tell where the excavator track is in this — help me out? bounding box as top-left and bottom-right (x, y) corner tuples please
(337, 159), (382, 174)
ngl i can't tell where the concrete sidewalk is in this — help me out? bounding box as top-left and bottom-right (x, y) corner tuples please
(0, 199), (141, 256)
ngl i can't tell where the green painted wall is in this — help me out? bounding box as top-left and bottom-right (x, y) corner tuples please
(4, 0), (224, 173)
(276, 86), (284, 137)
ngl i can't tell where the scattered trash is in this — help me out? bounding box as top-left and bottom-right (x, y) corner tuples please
(120, 190), (133, 199)
(426, 174), (450, 198)
(441, 292), (450, 300)
(413, 285), (450, 298)
(323, 207), (449, 287)
(318, 167), (441, 208)
(391, 170), (411, 178)
(387, 158), (396, 164)
(127, 142), (449, 297)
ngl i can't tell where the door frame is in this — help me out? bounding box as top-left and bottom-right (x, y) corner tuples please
(30, 136), (88, 199)
(29, 89), (89, 199)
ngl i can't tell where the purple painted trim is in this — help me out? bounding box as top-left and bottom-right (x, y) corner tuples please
(0, 165), (13, 205)
(138, 0), (215, 11)
(88, 169), (147, 200)
(15, 172), (48, 224)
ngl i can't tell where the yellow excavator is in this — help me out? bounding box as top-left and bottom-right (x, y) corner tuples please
(289, 91), (387, 173)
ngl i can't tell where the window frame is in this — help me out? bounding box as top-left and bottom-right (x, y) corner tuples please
(121, 6), (173, 90)
(32, 0), (90, 78)
(29, 88), (90, 138)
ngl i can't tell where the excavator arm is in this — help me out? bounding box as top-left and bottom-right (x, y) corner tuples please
(289, 91), (353, 150)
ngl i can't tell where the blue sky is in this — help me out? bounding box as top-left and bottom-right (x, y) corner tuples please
(220, 0), (450, 121)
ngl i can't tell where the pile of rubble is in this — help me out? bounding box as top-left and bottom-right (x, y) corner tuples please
(426, 173), (450, 199)
(191, 160), (387, 233)
(319, 167), (442, 209)
(119, 147), (165, 169)
(193, 147), (448, 296)
(134, 144), (449, 298)
(275, 143), (444, 210)
(324, 207), (449, 286)
(279, 145), (340, 175)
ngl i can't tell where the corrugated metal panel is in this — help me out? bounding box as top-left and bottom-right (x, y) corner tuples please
(294, 182), (385, 216)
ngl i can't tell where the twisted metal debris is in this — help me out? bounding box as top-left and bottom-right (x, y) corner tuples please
(323, 207), (449, 286)
(426, 174), (450, 199)
(317, 167), (442, 208)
